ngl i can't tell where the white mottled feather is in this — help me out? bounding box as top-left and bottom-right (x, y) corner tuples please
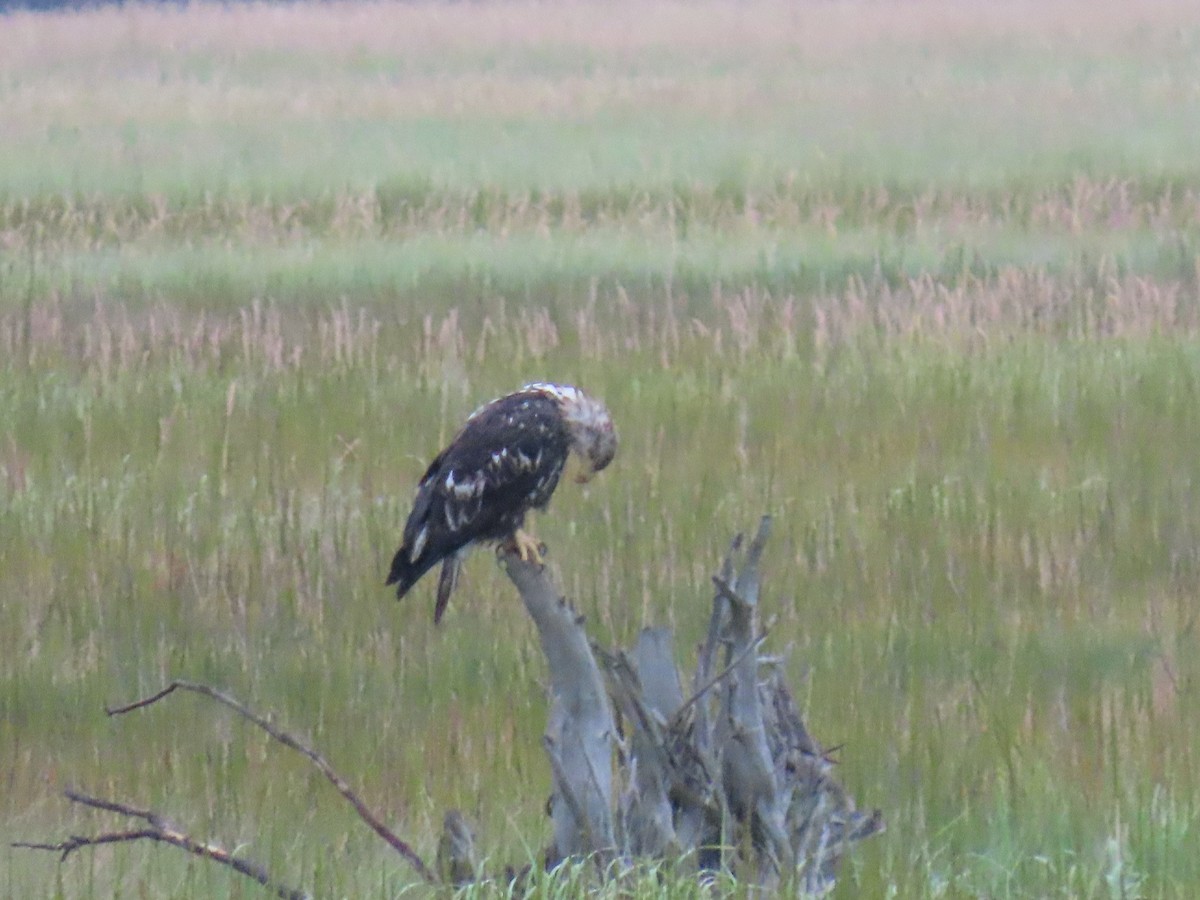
(410, 525), (428, 563)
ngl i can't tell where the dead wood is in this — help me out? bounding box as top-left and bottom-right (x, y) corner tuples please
(504, 554), (617, 868)
(498, 516), (883, 894)
(15, 679), (436, 896)
(14, 789), (308, 900)
(436, 809), (480, 887)
(106, 680), (437, 884)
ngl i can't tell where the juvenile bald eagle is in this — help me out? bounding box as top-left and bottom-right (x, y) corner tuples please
(386, 382), (617, 623)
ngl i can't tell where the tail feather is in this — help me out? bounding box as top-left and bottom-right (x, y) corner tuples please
(386, 545), (440, 601)
(433, 556), (463, 625)
(387, 546), (465, 624)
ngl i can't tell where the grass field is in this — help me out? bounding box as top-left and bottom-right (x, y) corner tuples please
(3, 0), (1200, 896)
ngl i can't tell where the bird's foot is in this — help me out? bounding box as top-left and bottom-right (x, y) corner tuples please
(501, 528), (544, 564)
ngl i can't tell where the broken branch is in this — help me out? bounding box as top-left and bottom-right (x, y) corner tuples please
(106, 680), (437, 884)
(14, 789), (308, 900)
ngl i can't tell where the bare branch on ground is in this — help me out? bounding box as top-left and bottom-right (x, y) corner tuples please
(14, 789), (309, 900)
(105, 679), (437, 884)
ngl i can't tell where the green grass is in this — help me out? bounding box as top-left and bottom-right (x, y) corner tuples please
(4, 1), (1200, 897)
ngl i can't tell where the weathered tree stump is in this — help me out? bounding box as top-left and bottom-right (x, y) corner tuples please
(482, 516), (883, 894)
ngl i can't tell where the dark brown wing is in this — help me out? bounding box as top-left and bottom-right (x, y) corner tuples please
(386, 391), (572, 616)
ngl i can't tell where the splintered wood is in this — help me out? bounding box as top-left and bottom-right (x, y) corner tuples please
(497, 516), (882, 894)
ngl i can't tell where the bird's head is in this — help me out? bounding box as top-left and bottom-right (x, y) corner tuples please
(574, 413), (617, 483)
(526, 382), (617, 483)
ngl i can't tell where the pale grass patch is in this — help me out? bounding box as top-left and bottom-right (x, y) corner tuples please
(4, 0), (1197, 71)
(4, 179), (1196, 259)
(4, 0), (1199, 148)
(3, 267), (1198, 383)
(813, 266), (1200, 354)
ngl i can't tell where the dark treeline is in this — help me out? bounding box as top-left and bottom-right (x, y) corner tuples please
(4, 0), (135, 11)
(0, 0), (292, 12)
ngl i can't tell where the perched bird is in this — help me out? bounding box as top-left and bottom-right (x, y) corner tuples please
(386, 382), (617, 623)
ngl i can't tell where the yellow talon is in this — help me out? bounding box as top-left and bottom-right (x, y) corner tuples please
(510, 528), (544, 564)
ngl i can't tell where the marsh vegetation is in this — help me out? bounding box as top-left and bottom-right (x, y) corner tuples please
(3, 1), (1200, 895)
